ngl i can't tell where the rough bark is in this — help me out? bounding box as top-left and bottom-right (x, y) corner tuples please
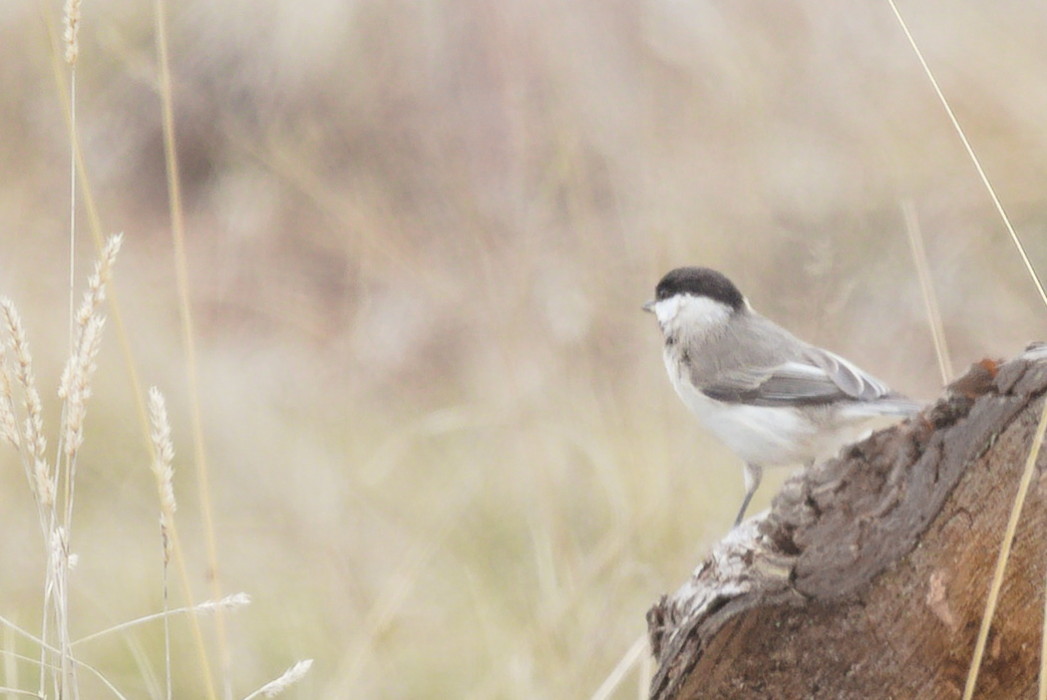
(647, 345), (1047, 700)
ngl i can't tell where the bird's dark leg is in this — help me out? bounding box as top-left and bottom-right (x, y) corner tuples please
(734, 463), (763, 527)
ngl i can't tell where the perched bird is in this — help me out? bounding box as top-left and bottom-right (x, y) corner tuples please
(644, 267), (919, 526)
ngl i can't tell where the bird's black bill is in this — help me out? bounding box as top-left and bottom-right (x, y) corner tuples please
(642, 300), (655, 313)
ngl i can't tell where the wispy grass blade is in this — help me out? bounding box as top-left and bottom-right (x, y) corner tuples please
(73, 594), (252, 648)
(962, 399), (1047, 699)
(589, 634), (647, 700)
(153, 0), (226, 695)
(147, 386), (177, 700)
(901, 200), (953, 384)
(0, 614), (130, 700)
(1, 299), (52, 512)
(887, 0), (1047, 312)
(241, 659), (313, 700)
(63, 0), (80, 373)
(41, 1), (155, 467)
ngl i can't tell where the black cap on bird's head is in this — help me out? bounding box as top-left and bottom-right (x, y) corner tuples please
(644, 267), (745, 313)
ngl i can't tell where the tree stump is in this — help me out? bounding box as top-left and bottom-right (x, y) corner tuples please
(646, 345), (1047, 700)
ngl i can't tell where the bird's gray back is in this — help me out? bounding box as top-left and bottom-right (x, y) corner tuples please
(679, 310), (807, 379)
(680, 309), (902, 406)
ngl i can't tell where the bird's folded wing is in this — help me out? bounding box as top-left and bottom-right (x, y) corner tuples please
(700, 346), (891, 406)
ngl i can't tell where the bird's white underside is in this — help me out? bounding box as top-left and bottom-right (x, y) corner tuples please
(663, 355), (882, 466)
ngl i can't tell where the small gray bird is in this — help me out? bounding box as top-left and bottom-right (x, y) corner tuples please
(644, 267), (919, 526)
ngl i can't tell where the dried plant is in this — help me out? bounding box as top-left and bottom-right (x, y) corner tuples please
(0, 235), (311, 696)
(195, 592), (251, 614)
(148, 386), (178, 529)
(1, 298), (52, 510)
(242, 659), (314, 700)
(0, 359), (19, 448)
(148, 384), (177, 700)
(0, 234), (122, 696)
(62, 0), (81, 65)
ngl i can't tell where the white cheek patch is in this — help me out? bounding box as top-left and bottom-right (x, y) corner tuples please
(657, 295), (732, 335)
(680, 296), (733, 328)
(653, 296), (682, 326)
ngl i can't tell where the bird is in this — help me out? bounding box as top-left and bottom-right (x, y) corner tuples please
(644, 266), (919, 526)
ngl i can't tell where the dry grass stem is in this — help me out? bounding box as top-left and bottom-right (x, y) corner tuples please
(195, 593), (251, 615)
(32, 457), (53, 510)
(152, 2), (227, 690)
(57, 233), (121, 512)
(48, 525), (79, 695)
(59, 232), (122, 410)
(0, 611), (130, 700)
(0, 360), (20, 448)
(590, 634), (647, 700)
(62, 0), (81, 65)
(963, 399), (1047, 699)
(74, 233), (122, 331)
(146, 385), (177, 699)
(242, 659), (313, 700)
(43, 2), (158, 479)
(59, 315), (104, 458)
(0, 235), (124, 698)
(147, 387), (175, 700)
(69, 593), (253, 648)
(638, 648), (654, 699)
(2, 626), (16, 696)
(147, 387), (177, 523)
(902, 200), (953, 385)
(154, 0), (226, 691)
(887, 0), (1047, 312)
(1, 299), (52, 506)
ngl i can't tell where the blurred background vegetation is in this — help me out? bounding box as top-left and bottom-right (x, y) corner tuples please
(1, 0), (1047, 697)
